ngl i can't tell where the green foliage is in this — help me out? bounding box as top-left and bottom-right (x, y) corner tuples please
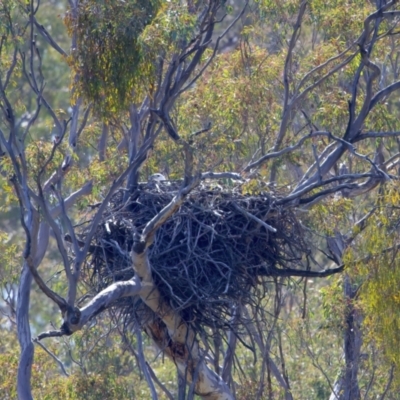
(308, 197), (354, 235)
(66, 0), (161, 115)
(347, 184), (400, 382)
(0, 340), (19, 399)
(0, 326), (145, 399)
(2, 0), (400, 398)
(141, 1), (198, 52)
(0, 0), (25, 38)
(45, 370), (136, 400)
(0, 230), (20, 285)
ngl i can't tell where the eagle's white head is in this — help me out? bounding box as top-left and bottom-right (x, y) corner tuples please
(149, 173), (166, 182)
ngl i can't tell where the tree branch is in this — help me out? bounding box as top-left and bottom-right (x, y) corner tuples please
(33, 339), (70, 377)
(259, 264), (345, 278)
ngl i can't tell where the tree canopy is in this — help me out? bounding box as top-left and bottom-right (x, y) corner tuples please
(2, 0), (400, 399)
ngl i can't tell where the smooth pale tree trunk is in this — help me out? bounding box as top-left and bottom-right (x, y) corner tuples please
(131, 215), (234, 400)
(17, 225), (49, 400)
(144, 318), (233, 400)
(17, 264), (34, 400)
(16, 187), (91, 399)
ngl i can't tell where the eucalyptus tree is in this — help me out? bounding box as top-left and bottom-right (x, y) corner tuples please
(2, 1), (400, 399)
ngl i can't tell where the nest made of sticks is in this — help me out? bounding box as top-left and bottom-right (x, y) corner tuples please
(81, 181), (309, 330)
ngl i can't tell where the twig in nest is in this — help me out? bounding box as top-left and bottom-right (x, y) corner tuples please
(233, 203), (277, 233)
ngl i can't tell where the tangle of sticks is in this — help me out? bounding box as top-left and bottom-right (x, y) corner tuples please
(80, 181), (331, 331)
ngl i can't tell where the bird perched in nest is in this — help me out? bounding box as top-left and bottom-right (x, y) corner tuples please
(147, 173), (169, 191)
(149, 173), (166, 182)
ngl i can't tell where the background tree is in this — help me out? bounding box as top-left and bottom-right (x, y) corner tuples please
(2, 0), (400, 399)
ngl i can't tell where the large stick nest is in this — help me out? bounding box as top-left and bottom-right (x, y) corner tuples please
(81, 181), (310, 330)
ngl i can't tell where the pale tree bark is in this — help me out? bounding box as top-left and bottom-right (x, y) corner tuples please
(17, 264), (34, 400)
(129, 178), (234, 400)
(16, 183), (92, 399)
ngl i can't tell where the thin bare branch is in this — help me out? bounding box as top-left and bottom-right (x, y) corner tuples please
(244, 131), (329, 172)
(33, 339), (70, 377)
(174, 1), (249, 98)
(295, 43), (356, 94)
(146, 362), (175, 400)
(134, 324), (158, 400)
(33, 18), (67, 56)
(380, 365), (395, 400)
(369, 80), (400, 111)
(283, 1), (307, 110)
(233, 203), (277, 233)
